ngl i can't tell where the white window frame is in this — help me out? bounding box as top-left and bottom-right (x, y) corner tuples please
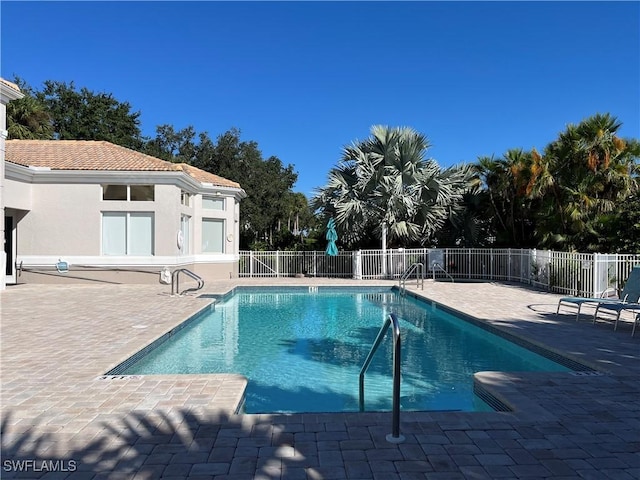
(101, 212), (155, 256)
(180, 215), (191, 255)
(201, 218), (225, 254)
(202, 196), (225, 210)
(102, 185), (155, 202)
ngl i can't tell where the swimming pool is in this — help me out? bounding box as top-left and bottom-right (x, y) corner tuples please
(116, 287), (572, 413)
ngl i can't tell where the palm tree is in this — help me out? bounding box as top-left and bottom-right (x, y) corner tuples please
(312, 125), (473, 248)
(433, 177), (494, 248)
(532, 113), (639, 251)
(6, 92), (53, 139)
(476, 149), (538, 247)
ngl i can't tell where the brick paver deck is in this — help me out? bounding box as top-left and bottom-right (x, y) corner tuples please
(1, 279), (638, 479)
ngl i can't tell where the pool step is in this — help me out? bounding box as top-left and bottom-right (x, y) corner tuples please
(365, 294), (429, 330)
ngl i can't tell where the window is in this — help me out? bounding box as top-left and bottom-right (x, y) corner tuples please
(102, 185), (154, 201)
(102, 185), (127, 200)
(130, 185), (154, 201)
(180, 215), (190, 255)
(181, 191), (190, 207)
(203, 196), (224, 210)
(202, 219), (224, 253)
(102, 212), (154, 255)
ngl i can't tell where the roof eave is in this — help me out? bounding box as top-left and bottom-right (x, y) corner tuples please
(5, 162), (247, 199)
(199, 182), (247, 200)
(0, 82), (24, 103)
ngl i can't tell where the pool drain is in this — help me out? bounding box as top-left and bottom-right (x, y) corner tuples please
(97, 375), (143, 381)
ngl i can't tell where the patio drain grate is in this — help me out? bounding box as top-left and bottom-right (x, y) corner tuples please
(96, 375), (143, 381)
(568, 370), (607, 377)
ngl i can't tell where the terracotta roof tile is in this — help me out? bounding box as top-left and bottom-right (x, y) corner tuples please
(5, 140), (242, 189)
(0, 78), (21, 93)
(175, 163), (240, 188)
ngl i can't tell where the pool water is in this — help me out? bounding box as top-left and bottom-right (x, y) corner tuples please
(121, 287), (569, 413)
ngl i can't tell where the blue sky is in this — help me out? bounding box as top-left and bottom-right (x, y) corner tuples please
(2, 1), (639, 196)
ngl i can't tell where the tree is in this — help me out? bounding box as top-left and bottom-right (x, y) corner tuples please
(531, 113), (639, 251)
(5, 78), (53, 139)
(282, 192), (316, 238)
(246, 155), (298, 248)
(433, 178), (495, 248)
(36, 80), (143, 149)
(143, 124), (198, 162)
(475, 149), (538, 247)
(312, 125), (473, 248)
(596, 192), (640, 253)
(149, 126), (300, 249)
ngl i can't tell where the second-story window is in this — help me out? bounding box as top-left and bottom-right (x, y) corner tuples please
(203, 196), (224, 210)
(102, 185), (154, 201)
(130, 185), (154, 201)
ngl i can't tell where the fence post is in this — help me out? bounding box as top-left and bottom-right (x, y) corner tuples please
(381, 249), (387, 279)
(592, 253), (600, 297)
(530, 249), (536, 285)
(354, 250), (362, 280)
(547, 250), (552, 291)
(444, 248), (448, 276)
(313, 251), (317, 277)
(250, 251), (254, 278)
(390, 249), (394, 278)
(276, 251), (280, 278)
(507, 248), (512, 282)
(490, 248), (493, 280)
(423, 247), (427, 272)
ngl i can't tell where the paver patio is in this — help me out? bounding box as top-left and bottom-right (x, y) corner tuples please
(1, 279), (639, 479)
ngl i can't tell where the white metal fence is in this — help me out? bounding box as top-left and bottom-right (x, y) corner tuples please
(239, 249), (640, 297)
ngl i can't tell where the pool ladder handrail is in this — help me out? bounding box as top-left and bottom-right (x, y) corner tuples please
(171, 268), (205, 296)
(432, 262), (454, 282)
(359, 313), (405, 443)
(399, 262), (424, 295)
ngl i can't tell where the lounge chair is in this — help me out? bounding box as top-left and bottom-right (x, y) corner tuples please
(556, 266), (640, 321)
(593, 301), (640, 336)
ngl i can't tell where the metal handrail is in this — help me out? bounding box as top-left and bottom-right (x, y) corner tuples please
(432, 262), (454, 282)
(399, 262), (424, 294)
(171, 268), (205, 296)
(359, 313), (405, 443)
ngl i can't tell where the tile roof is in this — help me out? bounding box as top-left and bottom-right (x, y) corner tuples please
(5, 140), (241, 189)
(174, 163), (241, 188)
(0, 77), (22, 93)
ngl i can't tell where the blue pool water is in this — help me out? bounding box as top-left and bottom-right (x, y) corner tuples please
(121, 287), (570, 413)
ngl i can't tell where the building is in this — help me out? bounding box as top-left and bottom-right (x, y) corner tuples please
(1, 78), (25, 290)
(4, 139), (246, 285)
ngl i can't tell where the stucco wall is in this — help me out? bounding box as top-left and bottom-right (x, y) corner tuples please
(4, 178), (32, 211)
(18, 183), (97, 255)
(15, 183), (189, 256)
(17, 260), (237, 285)
(8, 177), (242, 284)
